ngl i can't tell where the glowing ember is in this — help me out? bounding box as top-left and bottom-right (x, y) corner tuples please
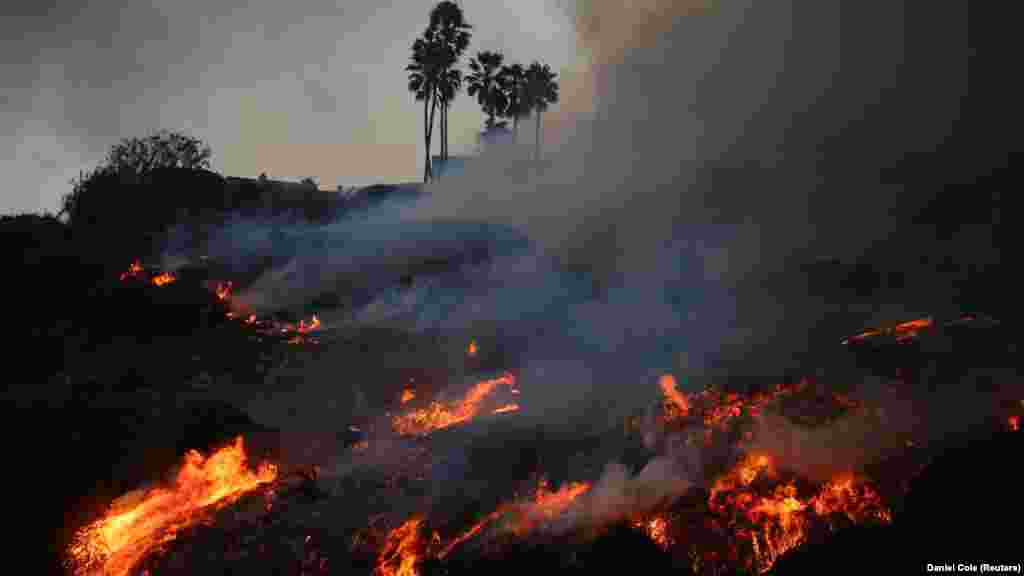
(67, 437), (277, 576)
(492, 403), (520, 415)
(215, 281), (233, 301)
(391, 373), (518, 436)
(298, 315), (321, 333)
(119, 260), (144, 281)
(632, 516), (672, 550)
(1008, 415), (1020, 432)
(842, 316), (933, 345)
(467, 340), (478, 357)
(401, 389), (416, 404)
(376, 517), (425, 576)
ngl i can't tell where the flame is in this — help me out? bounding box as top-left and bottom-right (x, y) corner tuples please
(437, 478), (592, 559)
(706, 452), (893, 573)
(215, 281), (233, 301)
(632, 516), (672, 550)
(467, 340), (478, 357)
(1008, 415), (1020, 432)
(376, 517), (425, 576)
(150, 272), (177, 287)
(842, 316), (933, 345)
(492, 403), (520, 415)
(67, 437), (277, 576)
(401, 389), (416, 404)
(659, 374), (690, 417)
(809, 474), (892, 525)
(391, 373), (518, 436)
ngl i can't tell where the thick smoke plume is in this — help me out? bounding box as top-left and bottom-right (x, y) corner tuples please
(160, 1), (1007, 502)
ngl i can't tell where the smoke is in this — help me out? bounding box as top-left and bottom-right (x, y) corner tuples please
(159, 1), (994, 487)
(385, 0), (981, 431)
(561, 434), (699, 530)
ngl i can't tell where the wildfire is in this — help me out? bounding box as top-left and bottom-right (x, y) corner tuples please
(809, 473), (893, 526)
(706, 453), (892, 573)
(467, 340), (478, 357)
(67, 437), (277, 576)
(659, 374), (690, 417)
(150, 272), (177, 287)
(436, 478), (592, 560)
(215, 281), (233, 301)
(401, 388), (416, 404)
(118, 259), (176, 286)
(391, 373), (518, 436)
(492, 403), (520, 415)
(376, 517), (426, 576)
(632, 516), (672, 550)
(119, 260), (144, 281)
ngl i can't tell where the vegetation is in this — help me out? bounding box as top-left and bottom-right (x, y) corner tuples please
(407, 2), (560, 179)
(523, 62), (560, 162)
(467, 51), (509, 132)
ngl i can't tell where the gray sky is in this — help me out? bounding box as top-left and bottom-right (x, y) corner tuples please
(0, 0), (578, 214)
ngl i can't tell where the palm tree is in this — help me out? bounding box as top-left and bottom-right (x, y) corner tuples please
(428, 2), (472, 162)
(406, 28), (446, 182)
(524, 61), (560, 163)
(466, 51), (508, 133)
(437, 66), (463, 165)
(499, 62), (527, 142)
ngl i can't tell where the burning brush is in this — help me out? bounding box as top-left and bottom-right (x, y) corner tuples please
(66, 437), (277, 576)
(118, 259), (177, 287)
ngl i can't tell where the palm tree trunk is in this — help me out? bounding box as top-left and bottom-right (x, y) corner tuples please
(424, 91), (439, 182)
(513, 116), (519, 144)
(423, 96), (431, 183)
(535, 111), (541, 163)
(443, 101), (448, 161)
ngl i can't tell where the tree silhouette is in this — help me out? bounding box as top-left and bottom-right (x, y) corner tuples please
(523, 62), (560, 163)
(429, 1), (472, 163)
(499, 62), (527, 142)
(406, 27), (447, 182)
(467, 51), (508, 132)
(59, 130), (212, 222)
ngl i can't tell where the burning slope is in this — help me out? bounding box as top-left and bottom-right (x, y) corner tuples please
(706, 454), (891, 573)
(67, 436), (277, 576)
(372, 478), (593, 576)
(391, 373), (520, 436)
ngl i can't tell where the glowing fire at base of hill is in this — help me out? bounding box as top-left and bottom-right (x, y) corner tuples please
(372, 478), (593, 576)
(707, 453), (891, 573)
(66, 437), (277, 576)
(390, 373), (519, 436)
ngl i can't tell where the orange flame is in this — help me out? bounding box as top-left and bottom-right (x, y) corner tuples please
(391, 373), (518, 436)
(842, 316), (933, 345)
(467, 340), (478, 357)
(632, 516), (672, 550)
(119, 260), (144, 281)
(659, 374), (690, 417)
(150, 272), (177, 287)
(67, 437), (277, 576)
(1008, 415), (1020, 432)
(215, 281), (233, 301)
(376, 517), (425, 576)
(809, 474), (892, 525)
(437, 478), (592, 559)
(401, 389), (416, 404)
(492, 403), (520, 415)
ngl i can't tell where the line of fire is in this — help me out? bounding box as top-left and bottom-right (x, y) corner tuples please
(51, 256), (1018, 576)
